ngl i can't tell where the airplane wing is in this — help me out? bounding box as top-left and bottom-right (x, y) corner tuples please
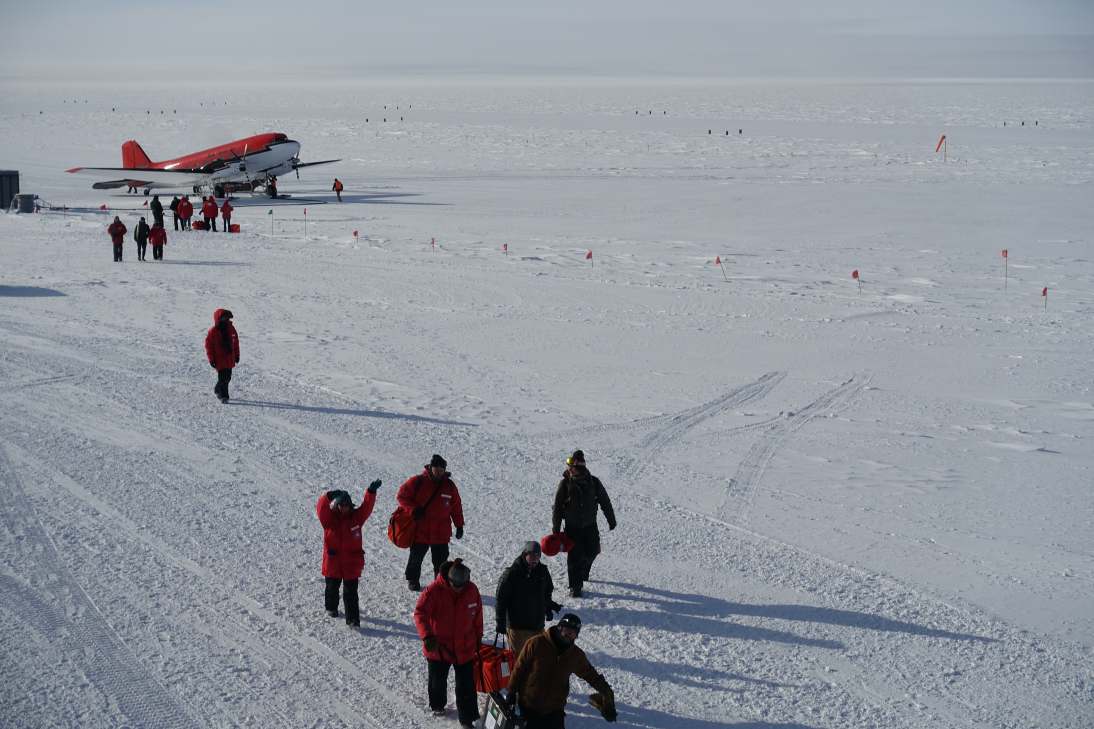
(291, 158), (342, 171)
(66, 166), (211, 188)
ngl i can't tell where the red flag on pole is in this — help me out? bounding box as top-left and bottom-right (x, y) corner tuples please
(585, 250), (593, 260)
(851, 269), (859, 280)
(1001, 249), (1008, 259)
(99, 204), (107, 210)
(935, 134), (947, 153)
(143, 200), (148, 207)
(353, 229), (358, 238)
(714, 255), (721, 265)
(502, 243), (508, 254)
(1042, 287), (1048, 297)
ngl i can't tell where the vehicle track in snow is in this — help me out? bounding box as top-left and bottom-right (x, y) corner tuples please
(0, 445), (201, 729)
(718, 372), (871, 524)
(619, 370), (787, 482)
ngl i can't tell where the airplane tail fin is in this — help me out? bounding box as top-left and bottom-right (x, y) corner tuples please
(122, 140), (153, 168)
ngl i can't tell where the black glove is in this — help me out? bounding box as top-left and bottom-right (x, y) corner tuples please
(589, 692), (617, 722)
(550, 600), (563, 612)
(423, 635), (438, 652)
(455, 525), (464, 540)
(608, 522), (617, 531)
(367, 479), (382, 493)
(412, 506), (425, 520)
(209, 361), (217, 369)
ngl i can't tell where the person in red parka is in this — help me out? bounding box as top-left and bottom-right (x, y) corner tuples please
(317, 480), (381, 627)
(220, 198), (233, 233)
(397, 454), (465, 592)
(178, 196), (193, 230)
(413, 559), (482, 726)
(204, 308), (239, 402)
(201, 196), (218, 231)
(149, 222), (167, 260)
(107, 216), (127, 262)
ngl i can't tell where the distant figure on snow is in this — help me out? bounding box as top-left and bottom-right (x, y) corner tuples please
(204, 308), (239, 402)
(107, 216), (127, 262)
(134, 216), (150, 261)
(169, 195), (181, 231)
(397, 454), (466, 592)
(267, 177), (278, 199)
(220, 198), (233, 232)
(332, 177), (344, 202)
(551, 450), (616, 597)
(150, 194), (164, 228)
(316, 480), (382, 627)
(149, 222), (167, 260)
(413, 559), (482, 727)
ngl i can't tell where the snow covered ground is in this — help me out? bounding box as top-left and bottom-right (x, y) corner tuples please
(1, 78), (1093, 728)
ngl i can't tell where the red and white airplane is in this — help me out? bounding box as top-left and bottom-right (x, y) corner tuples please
(66, 132), (340, 197)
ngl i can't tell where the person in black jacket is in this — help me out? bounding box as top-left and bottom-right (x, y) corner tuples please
(169, 196), (181, 231)
(149, 194), (164, 228)
(133, 217), (150, 261)
(495, 541), (562, 659)
(551, 450), (616, 598)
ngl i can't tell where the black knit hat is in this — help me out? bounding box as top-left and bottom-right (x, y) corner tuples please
(566, 449), (585, 466)
(331, 491), (352, 509)
(447, 559), (470, 587)
(521, 540), (542, 556)
(557, 613), (582, 635)
(429, 454), (447, 469)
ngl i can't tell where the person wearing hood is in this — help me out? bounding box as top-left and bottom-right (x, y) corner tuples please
(201, 196), (219, 231)
(413, 559), (482, 727)
(177, 196), (193, 230)
(220, 198), (233, 233)
(107, 216), (127, 262)
(149, 194), (164, 228)
(396, 454), (465, 592)
(505, 613), (616, 728)
(496, 540), (562, 659)
(204, 308), (240, 402)
(551, 450), (616, 598)
(133, 217), (150, 261)
(316, 480), (382, 627)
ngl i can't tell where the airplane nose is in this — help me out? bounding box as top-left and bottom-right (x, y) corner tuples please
(285, 140), (301, 156)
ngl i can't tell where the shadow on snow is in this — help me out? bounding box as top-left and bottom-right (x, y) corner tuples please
(228, 398), (477, 427)
(0, 285), (66, 297)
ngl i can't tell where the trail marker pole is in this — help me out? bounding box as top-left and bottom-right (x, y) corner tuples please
(502, 243), (508, 255)
(432, 237), (435, 253)
(1042, 286), (1048, 311)
(935, 134), (947, 162)
(715, 255), (728, 282)
(303, 208), (307, 241)
(852, 269), (861, 293)
(353, 229), (359, 244)
(268, 209), (273, 235)
(1002, 248), (1008, 289)
(586, 249), (593, 267)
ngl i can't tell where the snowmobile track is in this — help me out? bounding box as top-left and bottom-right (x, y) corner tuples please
(622, 370), (787, 482)
(719, 372), (871, 523)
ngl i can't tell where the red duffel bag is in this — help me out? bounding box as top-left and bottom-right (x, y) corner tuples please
(474, 635), (516, 694)
(387, 507), (415, 549)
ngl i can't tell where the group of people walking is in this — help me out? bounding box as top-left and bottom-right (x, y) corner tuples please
(316, 450), (619, 728)
(105, 193), (237, 261)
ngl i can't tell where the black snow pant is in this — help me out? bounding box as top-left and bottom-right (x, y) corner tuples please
(153, 213), (164, 228)
(152, 244), (163, 260)
(112, 242), (123, 261)
(172, 213), (180, 231)
(564, 525), (601, 593)
(136, 241), (147, 260)
(405, 542), (449, 585)
(427, 658), (478, 724)
(222, 217), (230, 232)
(324, 577), (360, 625)
(520, 707), (566, 729)
(214, 367), (233, 400)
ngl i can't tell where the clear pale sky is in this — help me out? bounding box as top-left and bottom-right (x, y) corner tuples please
(4, 0), (1093, 79)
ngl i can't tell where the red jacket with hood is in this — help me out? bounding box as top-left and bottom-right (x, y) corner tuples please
(149, 226), (167, 246)
(316, 489), (377, 580)
(202, 199), (218, 219)
(204, 308), (240, 369)
(414, 571), (483, 664)
(178, 198), (193, 220)
(107, 219), (127, 244)
(396, 469), (464, 544)
(221, 200), (233, 218)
